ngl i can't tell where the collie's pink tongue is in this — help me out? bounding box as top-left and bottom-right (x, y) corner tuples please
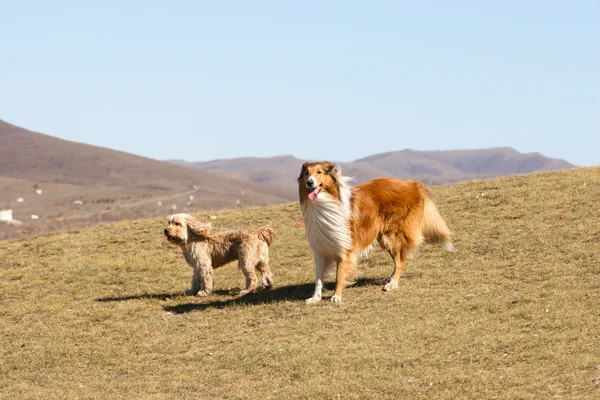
(308, 186), (321, 201)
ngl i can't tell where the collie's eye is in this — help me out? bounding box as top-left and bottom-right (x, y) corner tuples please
(317, 171), (322, 174)
(304, 171), (308, 175)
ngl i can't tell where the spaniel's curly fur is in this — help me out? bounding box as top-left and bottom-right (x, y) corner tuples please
(164, 213), (275, 296)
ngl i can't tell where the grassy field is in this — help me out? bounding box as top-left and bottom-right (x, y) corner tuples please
(1, 168), (599, 399)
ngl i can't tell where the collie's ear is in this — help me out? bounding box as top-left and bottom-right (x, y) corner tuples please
(185, 215), (211, 239)
(324, 163), (340, 176)
(298, 162), (309, 179)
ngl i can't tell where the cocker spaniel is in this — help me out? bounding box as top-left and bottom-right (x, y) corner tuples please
(164, 213), (275, 297)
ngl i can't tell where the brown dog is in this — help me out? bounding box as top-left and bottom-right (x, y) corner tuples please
(298, 162), (454, 304)
(164, 213), (275, 296)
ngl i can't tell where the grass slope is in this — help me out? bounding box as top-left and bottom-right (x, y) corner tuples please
(1, 168), (599, 399)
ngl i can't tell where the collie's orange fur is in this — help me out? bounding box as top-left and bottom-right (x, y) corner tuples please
(298, 161), (454, 304)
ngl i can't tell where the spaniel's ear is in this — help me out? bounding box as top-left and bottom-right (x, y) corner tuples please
(185, 215), (211, 239)
(298, 162), (310, 180)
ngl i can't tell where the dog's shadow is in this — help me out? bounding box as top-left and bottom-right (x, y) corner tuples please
(162, 277), (384, 314)
(95, 289), (232, 303)
(96, 292), (184, 302)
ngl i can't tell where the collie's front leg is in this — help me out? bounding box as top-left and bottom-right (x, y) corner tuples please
(331, 258), (354, 304)
(306, 254), (331, 304)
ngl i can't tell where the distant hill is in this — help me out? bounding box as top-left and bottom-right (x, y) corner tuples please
(169, 155), (305, 190)
(0, 120), (296, 240)
(169, 147), (576, 190)
(0, 120), (295, 197)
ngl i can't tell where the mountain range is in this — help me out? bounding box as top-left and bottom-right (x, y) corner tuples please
(170, 148), (575, 190)
(0, 119), (576, 240)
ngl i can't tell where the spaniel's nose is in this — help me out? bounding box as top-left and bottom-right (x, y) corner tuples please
(164, 228), (168, 235)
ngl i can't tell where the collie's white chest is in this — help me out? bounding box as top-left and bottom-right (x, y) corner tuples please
(301, 193), (352, 258)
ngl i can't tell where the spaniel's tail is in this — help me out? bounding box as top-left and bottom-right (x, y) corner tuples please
(258, 226), (276, 246)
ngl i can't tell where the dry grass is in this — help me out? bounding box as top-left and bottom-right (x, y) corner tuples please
(1, 168), (599, 399)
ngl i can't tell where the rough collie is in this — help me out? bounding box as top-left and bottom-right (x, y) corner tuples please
(298, 162), (454, 304)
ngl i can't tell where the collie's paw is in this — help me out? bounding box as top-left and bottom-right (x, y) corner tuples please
(184, 289), (197, 296)
(239, 288), (256, 296)
(330, 295), (343, 304)
(305, 296), (321, 305)
(444, 242), (456, 253)
(196, 290), (210, 297)
(383, 281), (399, 291)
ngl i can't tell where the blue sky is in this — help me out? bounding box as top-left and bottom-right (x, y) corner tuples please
(1, 1), (598, 166)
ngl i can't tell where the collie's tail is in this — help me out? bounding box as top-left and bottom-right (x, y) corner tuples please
(257, 226), (276, 246)
(422, 199), (455, 252)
